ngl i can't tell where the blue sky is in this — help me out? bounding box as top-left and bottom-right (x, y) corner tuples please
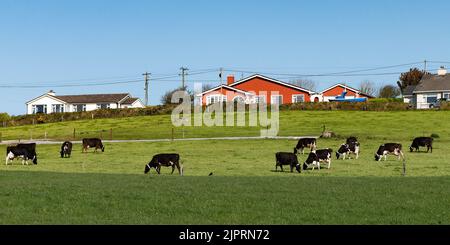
(1, 0), (450, 115)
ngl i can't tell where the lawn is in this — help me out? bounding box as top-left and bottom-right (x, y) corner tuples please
(1, 110), (450, 224)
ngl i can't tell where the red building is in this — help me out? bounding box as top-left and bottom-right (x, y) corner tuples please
(197, 74), (314, 105)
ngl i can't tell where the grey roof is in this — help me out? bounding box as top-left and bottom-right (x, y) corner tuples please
(414, 74), (450, 93)
(54, 93), (130, 103)
(402, 85), (416, 96)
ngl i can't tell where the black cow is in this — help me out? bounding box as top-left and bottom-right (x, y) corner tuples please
(346, 136), (358, 145)
(144, 153), (183, 176)
(375, 143), (404, 161)
(82, 138), (105, 153)
(410, 137), (433, 153)
(60, 141), (73, 158)
(294, 138), (317, 154)
(5, 146), (37, 165)
(275, 152), (300, 173)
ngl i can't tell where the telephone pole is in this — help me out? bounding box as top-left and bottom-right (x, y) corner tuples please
(424, 60), (427, 73)
(180, 67), (189, 88)
(219, 67), (224, 84)
(143, 72), (151, 106)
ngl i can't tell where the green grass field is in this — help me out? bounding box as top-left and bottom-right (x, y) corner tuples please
(1, 110), (450, 224)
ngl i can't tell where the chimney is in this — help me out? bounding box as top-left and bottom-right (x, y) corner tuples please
(47, 90), (56, 96)
(438, 66), (447, 76)
(227, 75), (235, 85)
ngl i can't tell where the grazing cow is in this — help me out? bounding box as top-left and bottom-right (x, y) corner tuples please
(336, 142), (360, 160)
(60, 141), (73, 158)
(303, 148), (333, 170)
(275, 152), (300, 173)
(374, 143), (404, 161)
(302, 152), (320, 171)
(5, 146), (37, 165)
(144, 153), (183, 176)
(82, 138), (105, 153)
(293, 138), (317, 154)
(410, 137), (433, 153)
(336, 144), (351, 160)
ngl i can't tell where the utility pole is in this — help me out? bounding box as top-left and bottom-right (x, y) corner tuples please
(219, 67), (224, 84)
(143, 72), (151, 106)
(180, 67), (189, 88)
(424, 60), (427, 73)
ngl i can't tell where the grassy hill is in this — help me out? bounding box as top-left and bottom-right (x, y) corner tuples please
(1, 110), (449, 141)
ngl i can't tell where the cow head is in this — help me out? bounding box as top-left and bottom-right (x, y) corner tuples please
(101, 145), (105, 152)
(295, 163), (301, 173)
(293, 147), (298, 155)
(32, 156), (38, 165)
(374, 154), (381, 161)
(144, 163), (151, 174)
(409, 146), (415, 152)
(60, 150), (64, 158)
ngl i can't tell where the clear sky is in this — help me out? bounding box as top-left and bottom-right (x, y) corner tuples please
(1, 0), (450, 115)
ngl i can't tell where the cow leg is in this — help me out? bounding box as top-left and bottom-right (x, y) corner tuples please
(156, 166), (161, 174)
(5, 156), (9, 165)
(280, 165), (284, 172)
(290, 164), (294, 173)
(327, 159), (331, 169)
(171, 165), (175, 174)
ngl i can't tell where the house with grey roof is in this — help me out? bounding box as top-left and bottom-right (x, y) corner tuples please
(26, 90), (144, 114)
(403, 66), (450, 109)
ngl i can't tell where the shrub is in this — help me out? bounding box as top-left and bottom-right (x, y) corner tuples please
(430, 133), (440, 139)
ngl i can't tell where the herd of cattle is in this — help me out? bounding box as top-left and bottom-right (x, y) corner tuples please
(4, 135), (434, 175)
(4, 137), (183, 176)
(275, 136), (434, 173)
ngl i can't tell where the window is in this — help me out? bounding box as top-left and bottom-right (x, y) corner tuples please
(426, 96), (437, 104)
(52, 104), (64, 113)
(73, 104), (86, 112)
(271, 95), (283, 105)
(443, 93), (450, 100)
(292, 94), (305, 103)
(33, 104), (47, 114)
(254, 95), (266, 104)
(97, 104), (110, 109)
(206, 95), (226, 105)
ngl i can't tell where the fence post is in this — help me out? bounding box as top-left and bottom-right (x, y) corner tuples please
(100, 131), (103, 139)
(171, 127), (174, 141)
(0, 132), (2, 143)
(73, 128), (76, 140)
(109, 128), (113, 140)
(45, 131), (47, 141)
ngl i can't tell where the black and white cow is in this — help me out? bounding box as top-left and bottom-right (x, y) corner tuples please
(374, 143), (404, 161)
(144, 153), (183, 176)
(60, 141), (73, 158)
(293, 138), (317, 154)
(303, 148), (333, 170)
(5, 145), (37, 165)
(336, 142), (360, 160)
(275, 152), (300, 173)
(410, 137), (433, 153)
(82, 138), (105, 153)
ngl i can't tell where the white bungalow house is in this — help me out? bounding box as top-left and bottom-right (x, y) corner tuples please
(26, 90), (144, 114)
(403, 66), (450, 109)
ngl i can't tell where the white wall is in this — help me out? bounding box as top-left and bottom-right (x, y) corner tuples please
(26, 95), (66, 114)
